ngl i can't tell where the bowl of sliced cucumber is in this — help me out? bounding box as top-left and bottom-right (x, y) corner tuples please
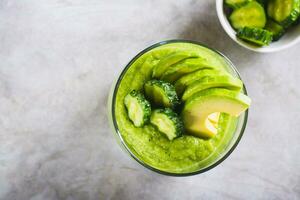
(216, 0), (300, 53)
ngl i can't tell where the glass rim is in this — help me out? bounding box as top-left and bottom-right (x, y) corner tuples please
(111, 39), (249, 176)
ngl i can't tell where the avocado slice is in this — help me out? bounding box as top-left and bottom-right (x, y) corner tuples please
(174, 69), (224, 96)
(182, 88), (251, 139)
(181, 75), (243, 101)
(152, 51), (199, 78)
(207, 112), (221, 127)
(160, 57), (214, 83)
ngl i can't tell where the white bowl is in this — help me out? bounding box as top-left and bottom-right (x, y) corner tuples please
(216, 0), (300, 53)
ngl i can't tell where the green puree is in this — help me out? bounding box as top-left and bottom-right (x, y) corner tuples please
(115, 42), (238, 173)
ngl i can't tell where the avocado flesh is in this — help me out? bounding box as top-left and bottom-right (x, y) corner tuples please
(182, 75), (243, 101)
(160, 57), (214, 83)
(152, 51), (199, 78)
(208, 112), (220, 125)
(182, 88), (251, 139)
(174, 69), (225, 96)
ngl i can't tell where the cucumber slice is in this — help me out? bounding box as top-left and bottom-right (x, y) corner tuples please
(182, 75), (243, 101)
(265, 20), (285, 41)
(152, 51), (199, 78)
(160, 57), (214, 83)
(144, 80), (180, 108)
(124, 90), (151, 127)
(174, 69), (224, 96)
(150, 108), (183, 140)
(229, 1), (266, 29)
(225, 0), (251, 9)
(236, 27), (273, 46)
(267, 0), (300, 28)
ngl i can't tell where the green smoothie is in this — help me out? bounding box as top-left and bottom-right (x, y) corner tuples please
(113, 42), (247, 173)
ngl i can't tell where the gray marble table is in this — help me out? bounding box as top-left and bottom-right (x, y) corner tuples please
(0, 0), (299, 199)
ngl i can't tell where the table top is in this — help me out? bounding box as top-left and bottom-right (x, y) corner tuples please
(0, 0), (299, 199)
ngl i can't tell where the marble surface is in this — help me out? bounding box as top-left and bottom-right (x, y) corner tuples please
(0, 0), (299, 199)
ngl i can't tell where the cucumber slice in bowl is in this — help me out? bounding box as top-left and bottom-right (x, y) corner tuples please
(265, 20), (285, 41)
(144, 80), (180, 108)
(150, 108), (183, 141)
(229, 1), (266, 29)
(124, 90), (151, 127)
(267, 0), (300, 28)
(236, 27), (273, 46)
(225, 0), (251, 9)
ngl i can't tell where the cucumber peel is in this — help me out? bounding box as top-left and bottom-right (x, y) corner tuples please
(144, 80), (180, 108)
(150, 108), (183, 140)
(236, 27), (273, 46)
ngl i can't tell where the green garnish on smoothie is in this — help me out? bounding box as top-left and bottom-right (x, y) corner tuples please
(115, 42), (251, 173)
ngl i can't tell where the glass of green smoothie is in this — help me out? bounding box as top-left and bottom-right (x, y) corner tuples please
(108, 40), (250, 176)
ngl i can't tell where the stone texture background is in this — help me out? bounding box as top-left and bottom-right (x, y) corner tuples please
(0, 0), (299, 199)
